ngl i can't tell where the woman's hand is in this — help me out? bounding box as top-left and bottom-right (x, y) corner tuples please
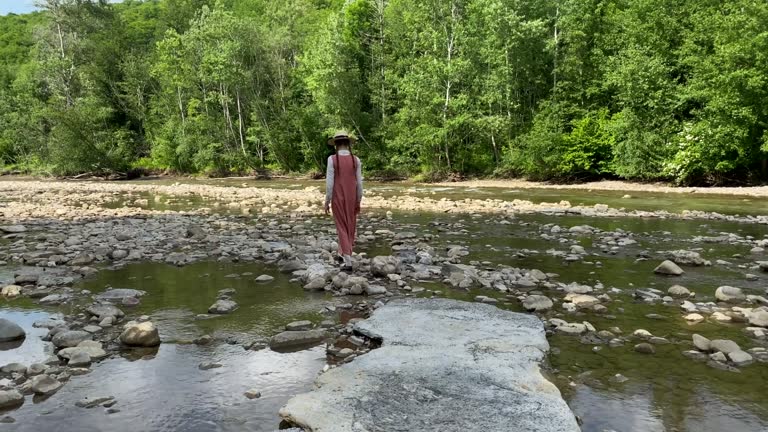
(324, 202), (330, 215)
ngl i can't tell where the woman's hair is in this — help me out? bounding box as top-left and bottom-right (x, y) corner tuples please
(334, 139), (357, 179)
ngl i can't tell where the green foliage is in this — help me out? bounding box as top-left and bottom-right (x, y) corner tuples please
(0, 0), (766, 184)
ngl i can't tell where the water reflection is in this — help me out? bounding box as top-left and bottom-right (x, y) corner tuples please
(5, 344), (326, 432)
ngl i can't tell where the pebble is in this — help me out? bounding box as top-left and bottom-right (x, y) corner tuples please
(244, 389), (262, 399)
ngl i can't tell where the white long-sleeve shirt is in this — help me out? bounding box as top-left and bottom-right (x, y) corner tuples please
(325, 150), (363, 206)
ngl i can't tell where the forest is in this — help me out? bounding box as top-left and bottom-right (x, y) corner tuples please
(0, 0), (766, 184)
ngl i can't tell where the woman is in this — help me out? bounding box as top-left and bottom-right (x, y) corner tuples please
(324, 130), (363, 269)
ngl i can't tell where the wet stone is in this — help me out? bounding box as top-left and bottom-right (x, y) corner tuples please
(286, 321), (313, 331)
(634, 343), (656, 354)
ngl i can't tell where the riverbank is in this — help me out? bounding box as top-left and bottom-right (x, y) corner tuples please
(430, 179), (768, 197)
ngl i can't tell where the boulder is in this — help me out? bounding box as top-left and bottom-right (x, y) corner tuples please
(728, 350), (753, 367)
(0, 363), (27, 374)
(371, 256), (400, 277)
(692, 334), (711, 351)
(1, 285), (21, 298)
(0, 390), (23, 409)
(709, 339), (740, 355)
(269, 330), (327, 350)
(208, 299), (238, 314)
(654, 260), (684, 276)
(0, 318), (25, 343)
(522, 295), (554, 312)
(119, 322), (161, 347)
(52, 330), (92, 348)
(715, 286), (746, 303)
(748, 310), (768, 328)
(30, 375), (62, 396)
(68, 351), (91, 367)
(279, 299), (580, 432)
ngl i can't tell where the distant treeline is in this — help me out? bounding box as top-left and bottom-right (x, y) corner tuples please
(0, 0), (766, 184)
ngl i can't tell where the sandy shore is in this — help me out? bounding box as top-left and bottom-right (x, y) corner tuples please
(429, 179), (768, 197)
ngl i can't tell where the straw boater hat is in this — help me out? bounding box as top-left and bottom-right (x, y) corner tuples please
(327, 130), (357, 146)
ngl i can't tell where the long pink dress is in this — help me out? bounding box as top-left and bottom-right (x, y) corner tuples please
(331, 154), (360, 255)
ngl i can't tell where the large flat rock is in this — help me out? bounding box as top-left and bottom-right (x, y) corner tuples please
(279, 298), (580, 432)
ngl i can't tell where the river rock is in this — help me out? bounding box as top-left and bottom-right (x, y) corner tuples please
(654, 260), (684, 276)
(279, 299), (580, 432)
(208, 299), (238, 314)
(0, 319), (25, 343)
(682, 350), (708, 361)
(39, 294), (72, 305)
(728, 350), (753, 367)
(30, 374), (62, 396)
(564, 294), (599, 308)
(667, 285), (690, 297)
(1, 363), (27, 374)
(634, 343), (656, 354)
(684, 313), (705, 322)
(1, 285), (21, 298)
(715, 286), (746, 303)
(343, 276), (369, 295)
(255, 275), (274, 283)
(96, 288), (145, 302)
(710, 339), (740, 354)
(245, 389), (262, 399)
(371, 256), (400, 277)
(0, 390), (23, 409)
(26, 363), (46, 376)
(85, 304), (124, 320)
(119, 322), (160, 347)
(0, 225), (26, 233)
(666, 250), (709, 266)
(365, 285), (387, 296)
(286, 321), (313, 331)
(303, 278), (326, 291)
(13, 274), (37, 284)
(748, 310), (768, 327)
(58, 345), (108, 361)
(68, 351), (91, 367)
(522, 295), (554, 312)
(269, 330), (327, 350)
(52, 331), (92, 348)
(692, 334), (711, 351)
(75, 396), (115, 408)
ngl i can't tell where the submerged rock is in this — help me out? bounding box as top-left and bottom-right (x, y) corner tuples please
(208, 299), (238, 314)
(96, 288), (145, 303)
(279, 299), (580, 432)
(0, 318), (25, 343)
(654, 260), (684, 276)
(269, 330), (327, 351)
(634, 343), (656, 354)
(666, 250), (709, 266)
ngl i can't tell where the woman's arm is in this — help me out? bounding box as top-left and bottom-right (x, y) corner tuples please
(356, 156), (363, 205)
(325, 156), (334, 212)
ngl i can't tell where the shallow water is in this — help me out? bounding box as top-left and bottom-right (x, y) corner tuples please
(2, 179), (768, 431)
